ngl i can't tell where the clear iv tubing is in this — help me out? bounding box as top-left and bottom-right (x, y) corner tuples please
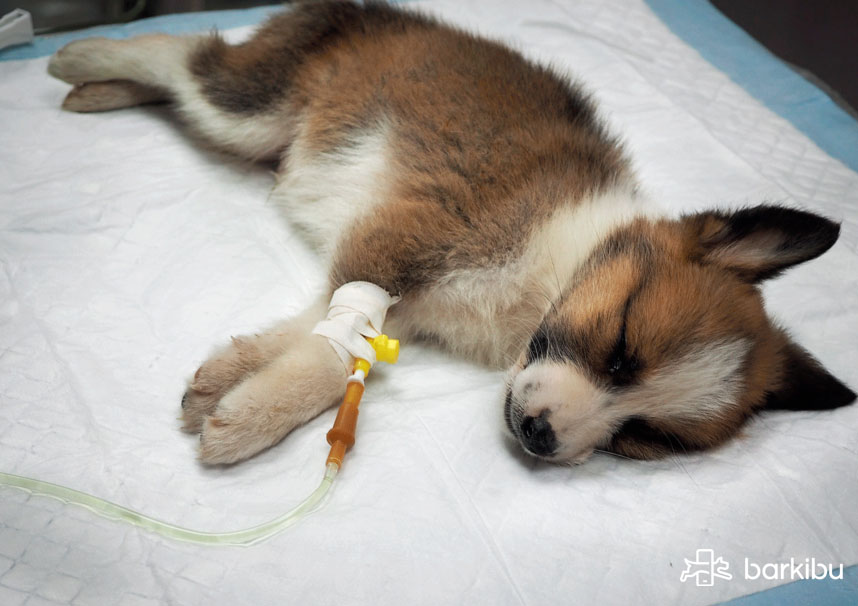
(0, 463), (338, 547)
(0, 334), (398, 546)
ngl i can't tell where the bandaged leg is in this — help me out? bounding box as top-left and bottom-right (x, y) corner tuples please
(189, 284), (397, 464)
(312, 282), (399, 373)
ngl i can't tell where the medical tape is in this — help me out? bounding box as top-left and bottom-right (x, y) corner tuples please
(312, 281), (399, 371)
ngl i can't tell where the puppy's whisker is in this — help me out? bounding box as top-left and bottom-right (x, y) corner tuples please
(593, 448), (634, 461)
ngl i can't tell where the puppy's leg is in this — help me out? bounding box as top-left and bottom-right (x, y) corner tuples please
(199, 329), (346, 464)
(62, 80), (167, 112)
(181, 325), (292, 433)
(181, 302), (325, 433)
(47, 4), (391, 160)
(48, 30), (294, 160)
(179, 298), (348, 465)
(48, 34), (196, 89)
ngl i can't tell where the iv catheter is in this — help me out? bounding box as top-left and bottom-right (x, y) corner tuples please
(0, 334), (399, 547)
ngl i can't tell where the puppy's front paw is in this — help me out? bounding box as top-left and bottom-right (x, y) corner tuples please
(181, 336), (275, 433)
(199, 402), (290, 465)
(181, 385), (222, 435)
(196, 335), (347, 465)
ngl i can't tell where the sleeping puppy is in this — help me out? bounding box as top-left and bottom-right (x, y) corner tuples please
(47, 1), (855, 464)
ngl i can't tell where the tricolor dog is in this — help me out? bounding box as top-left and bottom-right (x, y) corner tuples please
(47, 1), (855, 465)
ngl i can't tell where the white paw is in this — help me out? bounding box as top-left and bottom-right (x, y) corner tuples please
(199, 401), (291, 465)
(181, 336), (273, 433)
(61, 80), (165, 113)
(196, 336), (347, 465)
(48, 38), (119, 84)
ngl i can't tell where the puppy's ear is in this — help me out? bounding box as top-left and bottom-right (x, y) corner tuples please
(765, 337), (856, 411)
(684, 205), (840, 282)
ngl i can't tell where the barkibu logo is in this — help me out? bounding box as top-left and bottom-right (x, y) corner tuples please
(680, 549), (732, 586)
(680, 549), (844, 586)
(745, 558), (844, 581)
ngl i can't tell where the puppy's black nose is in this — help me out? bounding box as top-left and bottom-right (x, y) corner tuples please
(520, 413), (557, 457)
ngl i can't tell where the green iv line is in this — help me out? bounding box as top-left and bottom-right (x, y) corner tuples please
(0, 463), (338, 547)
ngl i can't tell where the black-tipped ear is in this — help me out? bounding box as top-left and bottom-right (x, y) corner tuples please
(765, 339), (856, 411)
(686, 205), (841, 282)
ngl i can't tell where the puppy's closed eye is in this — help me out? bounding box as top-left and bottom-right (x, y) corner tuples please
(605, 321), (640, 387)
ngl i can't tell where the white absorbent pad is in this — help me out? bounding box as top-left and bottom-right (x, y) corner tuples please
(1, 1), (856, 605)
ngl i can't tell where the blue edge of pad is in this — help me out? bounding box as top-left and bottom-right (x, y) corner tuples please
(644, 0), (857, 174)
(1, 1), (856, 603)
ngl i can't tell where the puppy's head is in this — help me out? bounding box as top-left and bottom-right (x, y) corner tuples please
(505, 205), (855, 463)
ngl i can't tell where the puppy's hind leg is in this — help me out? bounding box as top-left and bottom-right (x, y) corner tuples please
(48, 30), (294, 160)
(62, 80), (167, 113)
(48, 34), (195, 89)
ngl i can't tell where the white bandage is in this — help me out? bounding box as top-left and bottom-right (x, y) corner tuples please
(312, 281), (399, 371)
